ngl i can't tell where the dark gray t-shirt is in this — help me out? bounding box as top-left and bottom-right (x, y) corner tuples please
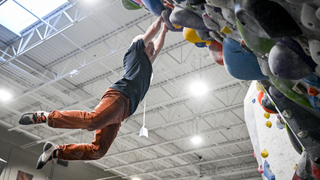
(110, 38), (153, 115)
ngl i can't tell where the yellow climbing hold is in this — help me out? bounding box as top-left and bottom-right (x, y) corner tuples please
(264, 112), (270, 119)
(265, 121), (272, 128)
(183, 28), (211, 45)
(220, 26), (231, 34)
(294, 164), (297, 170)
(256, 82), (266, 93)
(172, 24), (182, 29)
(261, 148), (269, 158)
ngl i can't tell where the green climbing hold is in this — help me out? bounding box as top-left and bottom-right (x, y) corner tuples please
(121, 0), (141, 10)
(236, 19), (276, 54)
(269, 75), (312, 108)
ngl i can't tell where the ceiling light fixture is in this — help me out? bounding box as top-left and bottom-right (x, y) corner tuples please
(191, 135), (202, 144)
(132, 178), (141, 180)
(0, 89), (12, 102)
(189, 81), (208, 97)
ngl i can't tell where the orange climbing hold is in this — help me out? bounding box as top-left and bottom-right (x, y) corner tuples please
(308, 86), (319, 96)
(257, 90), (277, 114)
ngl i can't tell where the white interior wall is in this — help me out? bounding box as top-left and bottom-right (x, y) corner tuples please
(0, 125), (121, 180)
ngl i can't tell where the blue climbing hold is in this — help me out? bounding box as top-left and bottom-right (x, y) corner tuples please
(223, 37), (269, 80)
(263, 160), (275, 180)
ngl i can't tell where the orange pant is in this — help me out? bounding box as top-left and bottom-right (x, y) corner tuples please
(47, 88), (130, 160)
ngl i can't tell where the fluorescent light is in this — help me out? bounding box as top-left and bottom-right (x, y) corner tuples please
(0, 89), (12, 102)
(132, 178), (141, 180)
(191, 135), (202, 144)
(189, 81), (208, 96)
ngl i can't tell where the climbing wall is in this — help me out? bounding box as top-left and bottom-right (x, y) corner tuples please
(122, 0), (320, 178)
(244, 81), (301, 180)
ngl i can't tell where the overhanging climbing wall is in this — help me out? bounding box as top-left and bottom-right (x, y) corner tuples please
(244, 81), (301, 180)
(124, 0), (320, 179)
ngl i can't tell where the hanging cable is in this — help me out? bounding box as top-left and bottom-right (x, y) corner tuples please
(142, 100), (146, 127)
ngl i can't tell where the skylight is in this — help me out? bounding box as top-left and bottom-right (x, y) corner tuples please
(0, 0), (68, 36)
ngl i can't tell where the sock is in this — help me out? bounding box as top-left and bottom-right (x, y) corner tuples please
(43, 112), (49, 120)
(44, 112), (49, 124)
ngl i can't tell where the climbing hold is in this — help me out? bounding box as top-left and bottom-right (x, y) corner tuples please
(265, 121), (272, 128)
(263, 160), (276, 180)
(308, 86), (319, 96)
(301, 3), (320, 32)
(295, 151), (320, 179)
(204, 4), (224, 23)
(269, 75), (313, 108)
(292, 82), (307, 95)
(259, 80), (272, 88)
(275, 114), (285, 129)
(257, 89), (277, 113)
(220, 26), (231, 34)
(282, 109), (293, 119)
(276, 125), (283, 130)
(309, 39), (320, 65)
(164, 1), (174, 9)
(221, 8), (236, 25)
(278, 37), (316, 67)
(234, 0), (302, 39)
(261, 148), (269, 158)
(172, 24), (182, 29)
(256, 82), (266, 93)
(258, 164), (263, 174)
(208, 40), (224, 66)
(317, 7), (320, 20)
(261, 93), (277, 113)
(252, 99), (256, 103)
(141, 0), (165, 16)
(257, 57), (273, 76)
(308, 95), (320, 111)
(297, 131), (309, 138)
(268, 39), (313, 80)
(209, 31), (224, 43)
(297, 36), (311, 56)
(170, 6), (210, 31)
(264, 113), (270, 119)
(196, 30), (214, 41)
(303, 73), (320, 87)
(294, 164), (297, 171)
(132, 0), (142, 4)
(269, 85), (285, 100)
(223, 38), (269, 80)
(194, 42), (207, 48)
(161, 9), (183, 32)
(202, 13), (220, 31)
(121, 0), (142, 10)
(183, 28), (211, 46)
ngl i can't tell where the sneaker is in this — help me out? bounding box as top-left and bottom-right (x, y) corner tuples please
(19, 111), (49, 125)
(36, 142), (56, 169)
